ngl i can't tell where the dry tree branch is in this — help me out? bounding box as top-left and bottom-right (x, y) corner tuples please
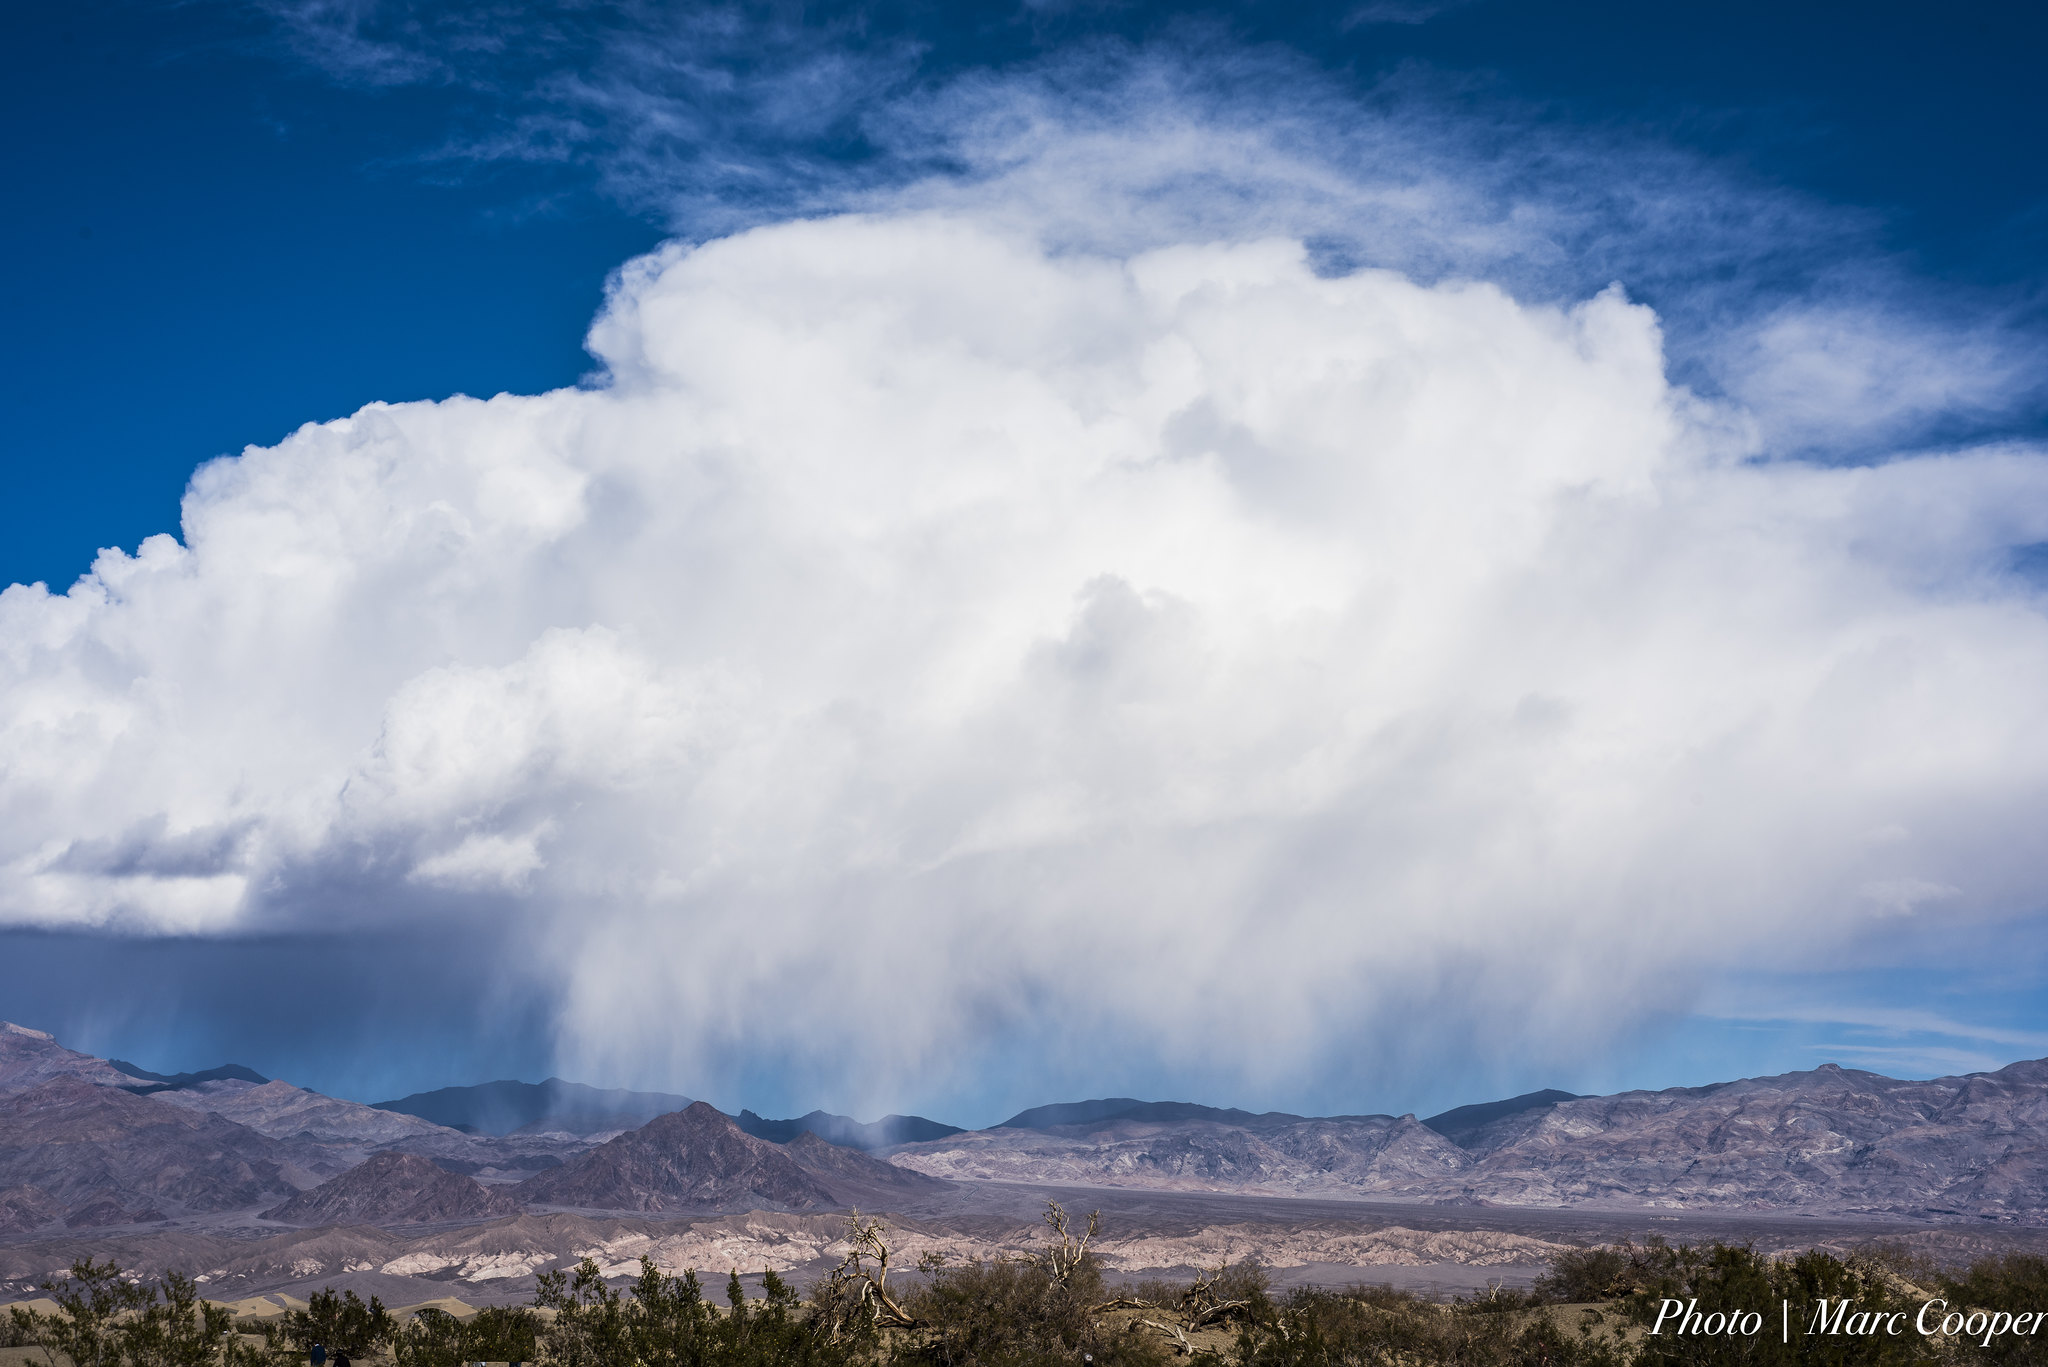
(824, 1211), (919, 1330)
(1042, 1201), (1100, 1288)
(1188, 1299), (1254, 1330)
(1179, 1263), (1254, 1328)
(1137, 1317), (1196, 1356)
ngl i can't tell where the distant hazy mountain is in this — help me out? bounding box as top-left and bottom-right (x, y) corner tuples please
(110, 1060), (269, 1095)
(153, 1079), (471, 1147)
(734, 1108), (963, 1149)
(892, 1061), (2048, 1220)
(903, 1107), (1464, 1194)
(6, 1018), (2048, 1233)
(1435, 1062), (2048, 1218)
(371, 1079), (694, 1136)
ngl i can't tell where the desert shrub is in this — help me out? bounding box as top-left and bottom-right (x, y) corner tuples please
(393, 1305), (539, 1367)
(1938, 1254), (2048, 1367)
(8, 1260), (258, 1367)
(1539, 1247), (1644, 1303)
(9, 1256), (153, 1367)
(535, 1255), (861, 1367)
(393, 1307), (468, 1367)
(126, 1271), (254, 1367)
(469, 1305), (543, 1362)
(897, 1209), (1181, 1367)
(1621, 1244), (1921, 1367)
(0, 1304), (44, 1349)
(533, 1259), (633, 1367)
(902, 1253), (1162, 1366)
(1200, 1259), (1273, 1323)
(1111, 1278), (1183, 1310)
(1237, 1283), (1626, 1367)
(839, 1200), (1157, 1367)
(1943, 1253), (2048, 1314)
(1463, 1286), (1544, 1315)
(273, 1287), (396, 1359)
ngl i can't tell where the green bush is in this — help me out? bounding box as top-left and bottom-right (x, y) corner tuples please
(392, 1305), (540, 1367)
(1236, 1282), (1629, 1367)
(1538, 1246), (1645, 1304)
(7, 1259), (263, 1367)
(900, 1253), (1164, 1367)
(535, 1254), (860, 1367)
(1939, 1254), (2048, 1367)
(273, 1288), (396, 1360)
(35, 1230), (2048, 1367)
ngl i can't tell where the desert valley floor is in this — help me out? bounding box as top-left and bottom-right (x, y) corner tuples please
(10, 1182), (2048, 1311)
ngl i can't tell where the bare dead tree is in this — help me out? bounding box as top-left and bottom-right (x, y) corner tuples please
(821, 1212), (919, 1331)
(1179, 1264), (1256, 1329)
(1042, 1201), (1099, 1288)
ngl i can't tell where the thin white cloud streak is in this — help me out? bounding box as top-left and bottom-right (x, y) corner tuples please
(1709, 1005), (2048, 1055)
(6, 200), (2048, 1112)
(258, 6), (2045, 462)
(240, 4), (2047, 463)
(1342, 1), (1477, 27)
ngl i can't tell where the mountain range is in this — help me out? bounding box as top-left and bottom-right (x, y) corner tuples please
(3, 1018), (2047, 1249)
(0, 1026), (968, 1235)
(886, 1063), (2048, 1220)
(369, 1084), (965, 1152)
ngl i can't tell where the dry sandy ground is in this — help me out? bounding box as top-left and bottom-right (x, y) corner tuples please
(6, 1180), (2048, 1309)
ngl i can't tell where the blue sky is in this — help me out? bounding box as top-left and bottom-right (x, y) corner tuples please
(2, 0), (2047, 1127)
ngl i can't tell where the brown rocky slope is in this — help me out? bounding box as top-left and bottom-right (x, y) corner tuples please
(263, 1152), (525, 1226)
(1443, 1060), (2048, 1217)
(0, 1077), (310, 1229)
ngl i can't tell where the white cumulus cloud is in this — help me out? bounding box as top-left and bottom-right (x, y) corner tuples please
(5, 206), (2048, 1114)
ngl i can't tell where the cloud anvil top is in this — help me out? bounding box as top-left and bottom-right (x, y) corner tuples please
(5, 202), (2048, 1114)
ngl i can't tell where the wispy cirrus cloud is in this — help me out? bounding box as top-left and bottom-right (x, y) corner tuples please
(241, 2), (2048, 459)
(1341, 0), (1479, 28)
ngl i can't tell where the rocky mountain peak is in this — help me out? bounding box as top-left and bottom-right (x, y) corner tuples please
(511, 1101), (936, 1213)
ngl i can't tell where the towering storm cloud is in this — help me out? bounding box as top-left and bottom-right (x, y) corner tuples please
(6, 193), (2048, 1112)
